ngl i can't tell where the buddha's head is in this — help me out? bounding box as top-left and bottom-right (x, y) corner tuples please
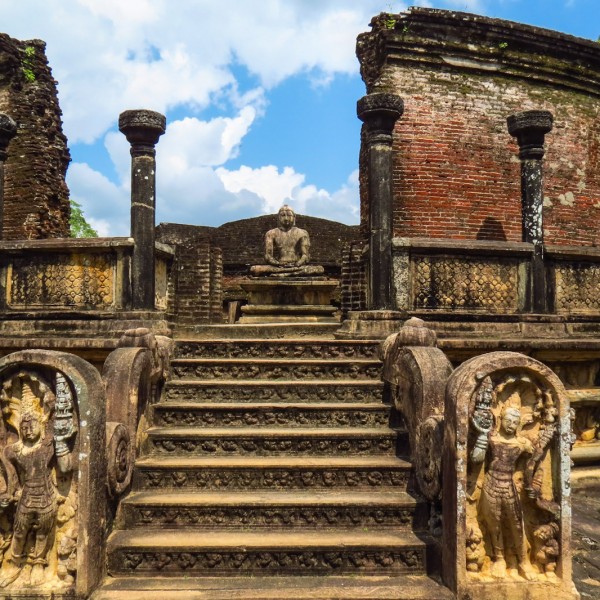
(278, 205), (296, 231)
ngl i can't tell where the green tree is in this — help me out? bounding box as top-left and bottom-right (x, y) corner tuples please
(69, 198), (98, 238)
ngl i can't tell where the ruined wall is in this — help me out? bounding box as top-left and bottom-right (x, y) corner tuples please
(357, 8), (600, 246)
(0, 34), (70, 239)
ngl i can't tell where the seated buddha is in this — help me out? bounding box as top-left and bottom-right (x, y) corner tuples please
(250, 205), (325, 278)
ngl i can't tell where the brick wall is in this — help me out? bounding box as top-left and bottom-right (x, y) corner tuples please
(0, 35), (70, 239)
(358, 9), (600, 246)
(340, 240), (367, 315)
(166, 236), (223, 326)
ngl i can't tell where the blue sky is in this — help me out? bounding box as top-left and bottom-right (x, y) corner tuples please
(2, 0), (599, 235)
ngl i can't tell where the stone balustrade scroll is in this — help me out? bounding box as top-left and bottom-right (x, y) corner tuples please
(103, 328), (173, 497)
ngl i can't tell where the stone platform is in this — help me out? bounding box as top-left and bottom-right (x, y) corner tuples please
(239, 279), (338, 323)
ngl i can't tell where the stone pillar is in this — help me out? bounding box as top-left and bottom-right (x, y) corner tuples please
(0, 114), (17, 240)
(357, 93), (404, 310)
(119, 110), (166, 310)
(507, 110), (553, 313)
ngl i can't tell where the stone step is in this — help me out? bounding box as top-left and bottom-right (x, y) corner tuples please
(118, 490), (427, 530)
(133, 456), (411, 491)
(152, 402), (390, 428)
(170, 359), (382, 381)
(106, 529), (427, 577)
(164, 380), (384, 404)
(145, 427), (401, 457)
(175, 339), (380, 360)
(91, 574), (455, 600)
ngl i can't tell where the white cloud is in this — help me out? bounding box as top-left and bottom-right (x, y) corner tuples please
(4, 0), (396, 145)
(13, 1), (375, 233)
(216, 165), (359, 224)
(217, 165), (306, 214)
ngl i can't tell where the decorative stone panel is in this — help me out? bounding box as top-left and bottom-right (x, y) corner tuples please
(553, 261), (600, 313)
(412, 255), (519, 312)
(8, 253), (114, 308)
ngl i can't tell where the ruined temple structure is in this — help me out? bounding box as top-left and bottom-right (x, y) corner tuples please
(0, 34), (71, 239)
(0, 6), (597, 600)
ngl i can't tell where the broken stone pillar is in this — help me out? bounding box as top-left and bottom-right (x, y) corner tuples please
(0, 114), (17, 240)
(357, 93), (404, 310)
(119, 109), (166, 310)
(507, 110), (553, 313)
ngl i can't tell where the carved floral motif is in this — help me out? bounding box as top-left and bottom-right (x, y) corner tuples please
(155, 408), (389, 428)
(150, 436), (394, 456)
(139, 468), (408, 490)
(175, 342), (379, 360)
(171, 362), (381, 381)
(129, 505), (416, 528)
(164, 384), (382, 403)
(111, 548), (424, 574)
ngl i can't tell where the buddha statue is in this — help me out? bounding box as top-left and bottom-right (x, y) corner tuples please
(250, 206), (325, 277)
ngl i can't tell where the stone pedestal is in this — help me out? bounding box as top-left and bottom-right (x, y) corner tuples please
(239, 279), (338, 323)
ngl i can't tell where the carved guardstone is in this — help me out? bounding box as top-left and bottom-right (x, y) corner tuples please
(443, 351), (578, 600)
(0, 350), (106, 599)
(242, 205), (337, 323)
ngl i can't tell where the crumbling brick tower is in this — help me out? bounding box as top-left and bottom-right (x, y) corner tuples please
(0, 34), (70, 239)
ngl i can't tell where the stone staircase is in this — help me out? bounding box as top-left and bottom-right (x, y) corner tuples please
(93, 333), (453, 599)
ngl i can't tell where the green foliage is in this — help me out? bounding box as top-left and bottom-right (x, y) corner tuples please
(22, 45), (36, 83)
(385, 17), (397, 29)
(69, 199), (98, 238)
(498, 42), (508, 50)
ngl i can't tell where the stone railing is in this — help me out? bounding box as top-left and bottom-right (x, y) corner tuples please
(389, 238), (600, 318)
(392, 238), (533, 314)
(0, 238), (173, 313)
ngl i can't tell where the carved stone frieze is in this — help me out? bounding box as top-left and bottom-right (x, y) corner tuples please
(137, 468), (408, 491)
(126, 505), (418, 529)
(154, 407), (389, 428)
(8, 254), (114, 308)
(171, 362), (381, 381)
(109, 547), (424, 575)
(175, 342), (380, 360)
(164, 383), (383, 403)
(149, 435), (395, 456)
